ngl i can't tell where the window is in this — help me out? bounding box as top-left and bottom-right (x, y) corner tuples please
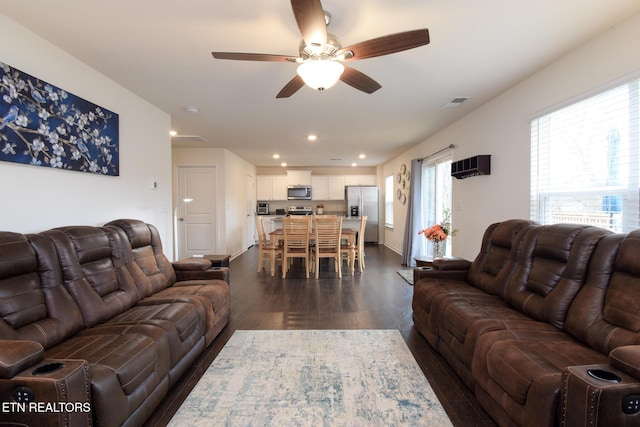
(385, 174), (394, 228)
(419, 154), (453, 257)
(531, 78), (640, 232)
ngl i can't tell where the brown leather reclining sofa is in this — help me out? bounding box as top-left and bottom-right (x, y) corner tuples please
(0, 219), (230, 427)
(412, 219), (640, 427)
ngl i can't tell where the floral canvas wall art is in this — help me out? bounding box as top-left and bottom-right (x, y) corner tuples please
(0, 62), (119, 176)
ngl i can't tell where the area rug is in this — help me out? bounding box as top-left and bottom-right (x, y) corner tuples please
(169, 330), (451, 426)
(397, 269), (414, 285)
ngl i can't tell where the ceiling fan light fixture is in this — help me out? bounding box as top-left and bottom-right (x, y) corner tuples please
(296, 60), (344, 92)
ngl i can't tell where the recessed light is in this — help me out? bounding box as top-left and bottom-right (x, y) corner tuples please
(307, 134), (317, 141)
(169, 130), (177, 136)
(186, 107), (199, 114)
(359, 154), (366, 159)
(351, 163), (357, 167)
(281, 162), (287, 167)
(273, 154), (280, 159)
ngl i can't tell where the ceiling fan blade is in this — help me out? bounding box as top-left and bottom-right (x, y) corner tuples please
(340, 66), (381, 94)
(212, 52), (299, 62)
(290, 0), (327, 52)
(276, 75), (305, 98)
(337, 29), (430, 61)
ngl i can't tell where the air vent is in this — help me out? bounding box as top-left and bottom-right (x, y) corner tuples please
(171, 135), (209, 143)
(442, 97), (470, 108)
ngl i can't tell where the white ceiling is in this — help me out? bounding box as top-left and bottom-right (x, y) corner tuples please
(2, 1), (639, 167)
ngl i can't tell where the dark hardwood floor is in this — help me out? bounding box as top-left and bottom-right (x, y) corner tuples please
(143, 244), (496, 427)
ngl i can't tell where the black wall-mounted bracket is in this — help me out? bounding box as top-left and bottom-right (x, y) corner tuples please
(451, 155), (491, 179)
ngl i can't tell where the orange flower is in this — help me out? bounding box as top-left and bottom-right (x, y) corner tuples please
(418, 209), (457, 241)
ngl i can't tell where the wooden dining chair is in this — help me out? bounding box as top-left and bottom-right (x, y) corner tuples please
(282, 216), (312, 278)
(341, 215), (367, 274)
(255, 216), (283, 276)
(311, 216), (343, 279)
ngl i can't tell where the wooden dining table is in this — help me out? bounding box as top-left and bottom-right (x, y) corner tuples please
(269, 228), (357, 275)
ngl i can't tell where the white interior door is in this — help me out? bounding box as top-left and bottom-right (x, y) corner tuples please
(176, 166), (216, 260)
(246, 175), (256, 248)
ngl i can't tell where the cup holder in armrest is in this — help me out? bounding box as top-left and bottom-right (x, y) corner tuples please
(587, 368), (622, 383)
(418, 267), (432, 271)
(32, 362), (64, 376)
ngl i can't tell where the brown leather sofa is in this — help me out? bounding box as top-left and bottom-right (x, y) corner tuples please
(412, 220), (640, 427)
(0, 219), (230, 427)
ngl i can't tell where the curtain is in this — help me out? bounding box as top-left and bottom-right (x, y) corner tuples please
(401, 159), (423, 266)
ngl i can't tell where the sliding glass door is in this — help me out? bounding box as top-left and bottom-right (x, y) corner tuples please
(419, 155), (453, 257)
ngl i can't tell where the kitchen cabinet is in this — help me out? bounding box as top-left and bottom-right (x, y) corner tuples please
(310, 175), (346, 200)
(256, 175), (287, 201)
(327, 176), (346, 200)
(344, 175), (375, 186)
(311, 176), (328, 200)
(286, 170), (311, 186)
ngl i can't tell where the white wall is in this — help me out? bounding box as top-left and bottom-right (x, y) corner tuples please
(0, 14), (173, 246)
(172, 147), (257, 258)
(384, 12), (640, 260)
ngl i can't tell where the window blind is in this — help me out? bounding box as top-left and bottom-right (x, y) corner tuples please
(531, 78), (640, 232)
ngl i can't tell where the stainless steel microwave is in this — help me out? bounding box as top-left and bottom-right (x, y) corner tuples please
(287, 185), (312, 200)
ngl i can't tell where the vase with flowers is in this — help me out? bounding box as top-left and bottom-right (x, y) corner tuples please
(418, 208), (458, 259)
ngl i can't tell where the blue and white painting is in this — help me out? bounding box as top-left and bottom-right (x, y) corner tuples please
(0, 62), (119, 176)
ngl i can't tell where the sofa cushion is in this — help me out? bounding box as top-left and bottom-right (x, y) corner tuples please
(604, 233), (640, 331)
(46, 328), (169, 427)
(43, 227), (140, 327)
(0, 233), (84, 349)
(504, 224), (612, 329)
(467, 220), (537, 296)
(472, 328), (608, 426)
(107, 302), (205, 369)
(563, 231), (640, 355)
(105, 219), (176, 295)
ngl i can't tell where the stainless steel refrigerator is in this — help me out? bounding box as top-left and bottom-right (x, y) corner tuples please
(345, 185), (379, 243)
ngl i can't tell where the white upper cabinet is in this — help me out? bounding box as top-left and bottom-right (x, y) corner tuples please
(327, 176), (346, 200)
(258, 173), (374, 201)
(311, 175), (346, 200)
(257, 175), (288, 201)
(344, 175), (375, 186)
(311, 176), (329, 200)
(286, 170), (311, 186)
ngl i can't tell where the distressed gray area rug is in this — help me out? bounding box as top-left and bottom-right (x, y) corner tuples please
(169, 330), (451, 426)
(397, 269), (414, 285)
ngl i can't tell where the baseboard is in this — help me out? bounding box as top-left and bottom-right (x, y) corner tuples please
(384, 242), (402, 256)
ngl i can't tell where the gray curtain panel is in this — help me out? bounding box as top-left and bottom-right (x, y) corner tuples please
(401, 159), (422, 266)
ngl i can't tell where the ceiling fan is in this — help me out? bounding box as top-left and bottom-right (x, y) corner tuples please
(212, 0), (430, 98)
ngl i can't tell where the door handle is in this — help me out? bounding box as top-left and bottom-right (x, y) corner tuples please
(178, 217), (184, 222)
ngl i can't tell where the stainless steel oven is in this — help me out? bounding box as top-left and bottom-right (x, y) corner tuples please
(287, 185), (312, 200)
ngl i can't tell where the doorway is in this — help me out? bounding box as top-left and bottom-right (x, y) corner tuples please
(176, 166), (217, 260)
(246, 174), (256, 248)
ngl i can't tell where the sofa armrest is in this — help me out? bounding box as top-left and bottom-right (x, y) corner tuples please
(173, 258), (213, 271)
(0, 340), (44, 379)
(413, 266), (468, 283)
(175, 266), (230, 283)
(432, 257), (472, 271)
(610, 345), (640, 380)
(562, 363), (640, 426)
